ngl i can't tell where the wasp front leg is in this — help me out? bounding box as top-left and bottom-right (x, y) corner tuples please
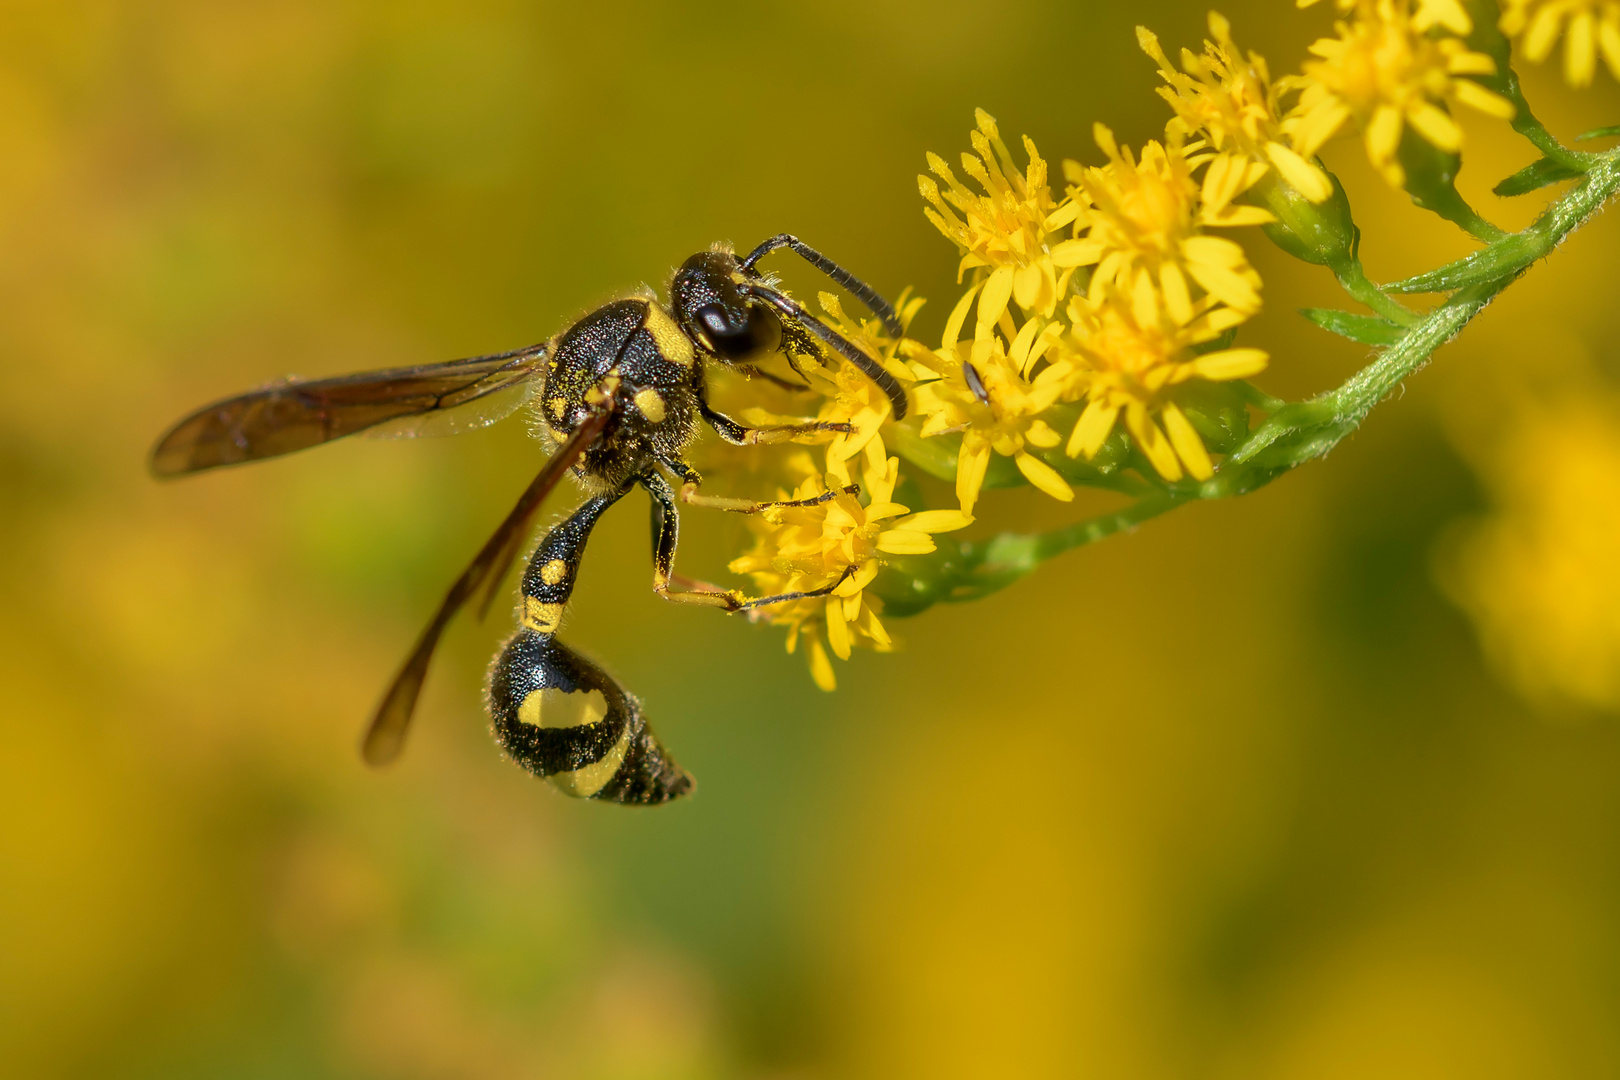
(641, 470), (853, 612)
(654, 456), (857, 516)
(486, 484), (692, 805)
(697, 395), (851, 448)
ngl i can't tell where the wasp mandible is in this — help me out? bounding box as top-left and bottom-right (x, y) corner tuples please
(151, 236), (907, 805)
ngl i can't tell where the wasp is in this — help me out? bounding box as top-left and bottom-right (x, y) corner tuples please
(151, 236), (906, 805)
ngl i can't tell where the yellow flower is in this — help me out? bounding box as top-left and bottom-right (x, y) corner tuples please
(1062, 125), (1272, 321)
(805, 290), (921, 478)
(1066, 277), (1267, 483)
(728, 442), (970, 690)
(1440, 394), (1620, 710)
(1289, 0), (1516, 188)
(1298, 0), (1475, 36)
(1138, 13), (1334, 203)
(1500, 0), (1620, 86)
(919, 109), (1084, 322)
(906, 326), (1080, 517)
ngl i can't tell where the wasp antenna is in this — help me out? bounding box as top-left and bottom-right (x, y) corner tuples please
(749, 285), (909, 421)
(741, 234), (904, 339)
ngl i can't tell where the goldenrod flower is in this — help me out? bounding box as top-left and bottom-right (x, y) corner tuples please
(1500, 0), (1620, 86)
(1062, 125), (1272, 320)
(1138, 13), (1334, 203)
(906, 326), (1079, 517)
(728, 443), (969, 690)
(1066, 277), (1266, 482)
(807, 291), (921, 477)
(919, 109), (1084, 323)
(1298, 0), (1475, 36)
(1289, 0), (1516, 188)
(1441, 395), (1620, 710)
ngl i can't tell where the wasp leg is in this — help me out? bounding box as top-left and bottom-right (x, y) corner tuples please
(656, 457), (858, 515)
(698, 398), (851, 447)
(732, 364), (810, 393)
(642, 470), (855, 612)
(486, 482), (693, 805)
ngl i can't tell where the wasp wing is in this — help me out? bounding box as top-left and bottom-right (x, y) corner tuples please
(149, 343), (549, 478)
(360, 410), (610, 767)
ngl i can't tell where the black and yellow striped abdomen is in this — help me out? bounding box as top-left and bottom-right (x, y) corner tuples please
(485, 485), (692, 804)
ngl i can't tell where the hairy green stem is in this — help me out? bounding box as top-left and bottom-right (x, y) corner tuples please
(1335, 260), (1421, 325)
(1387, 153), (1620, 293)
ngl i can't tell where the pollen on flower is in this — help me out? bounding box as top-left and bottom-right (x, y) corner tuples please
(1289, 0), (1516, 188)
(1066, 279), (1267, 483)
(728, 442), (969, 690)
(1062, 124), (1272, 320)
(1138, 13), (1335, 203)
(1499, 0), (1620, 86)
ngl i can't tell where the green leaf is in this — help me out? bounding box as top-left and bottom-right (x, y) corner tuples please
(1492, 156), (1585, 196)
(1575, 125), (1620, 142)
(1397, 128), (1507, 241)
(1299, 308), (1405, 345)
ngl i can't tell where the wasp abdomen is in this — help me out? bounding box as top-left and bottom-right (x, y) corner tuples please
(485, 486), (693, 804)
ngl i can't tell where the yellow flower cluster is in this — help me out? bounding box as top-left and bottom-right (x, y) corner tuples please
(728, 437), (969, 691)
(1291, 0), (1515, 187)
(1139, 14), (1334, 204)
(1499, 0), (1620, 86)
(910, 109), (1273, 510)
(727, 296), (969, 689)
(726, 2), (1606, 690)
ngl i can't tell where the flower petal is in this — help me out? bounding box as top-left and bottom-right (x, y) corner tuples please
(1191, 347), (1268, 380)
(899, 509), (974, 533)
(1162, 401), (1213, 481)
(807, 635), (837, 691)
(1015, 451), (1074, 502)
(1069, 398), (1120, 458)
(825, 595), (852, 660)
(875, 529), (938, 555)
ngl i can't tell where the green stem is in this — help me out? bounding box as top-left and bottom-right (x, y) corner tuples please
(1235, 151), (1620, 470)
(1334, 259), (1422, 325)
(1385, 152), (1620, 293)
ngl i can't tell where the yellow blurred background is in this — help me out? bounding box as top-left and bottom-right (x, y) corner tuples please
(4, 1), (1620, 1077)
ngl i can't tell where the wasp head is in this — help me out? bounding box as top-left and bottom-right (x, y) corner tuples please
(670, 250), (783, 364)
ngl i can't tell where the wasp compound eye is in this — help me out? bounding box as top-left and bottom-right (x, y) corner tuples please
(695, 302), (781, 361)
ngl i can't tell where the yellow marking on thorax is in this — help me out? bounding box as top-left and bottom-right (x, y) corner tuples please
(549, 397), (566, 420)
(633, 387), (666, 423)
(523, 597), (564, 634)
(540, 559), (568, 586)
(585, 371), (621, 407)
(643, 303), (695, 367)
